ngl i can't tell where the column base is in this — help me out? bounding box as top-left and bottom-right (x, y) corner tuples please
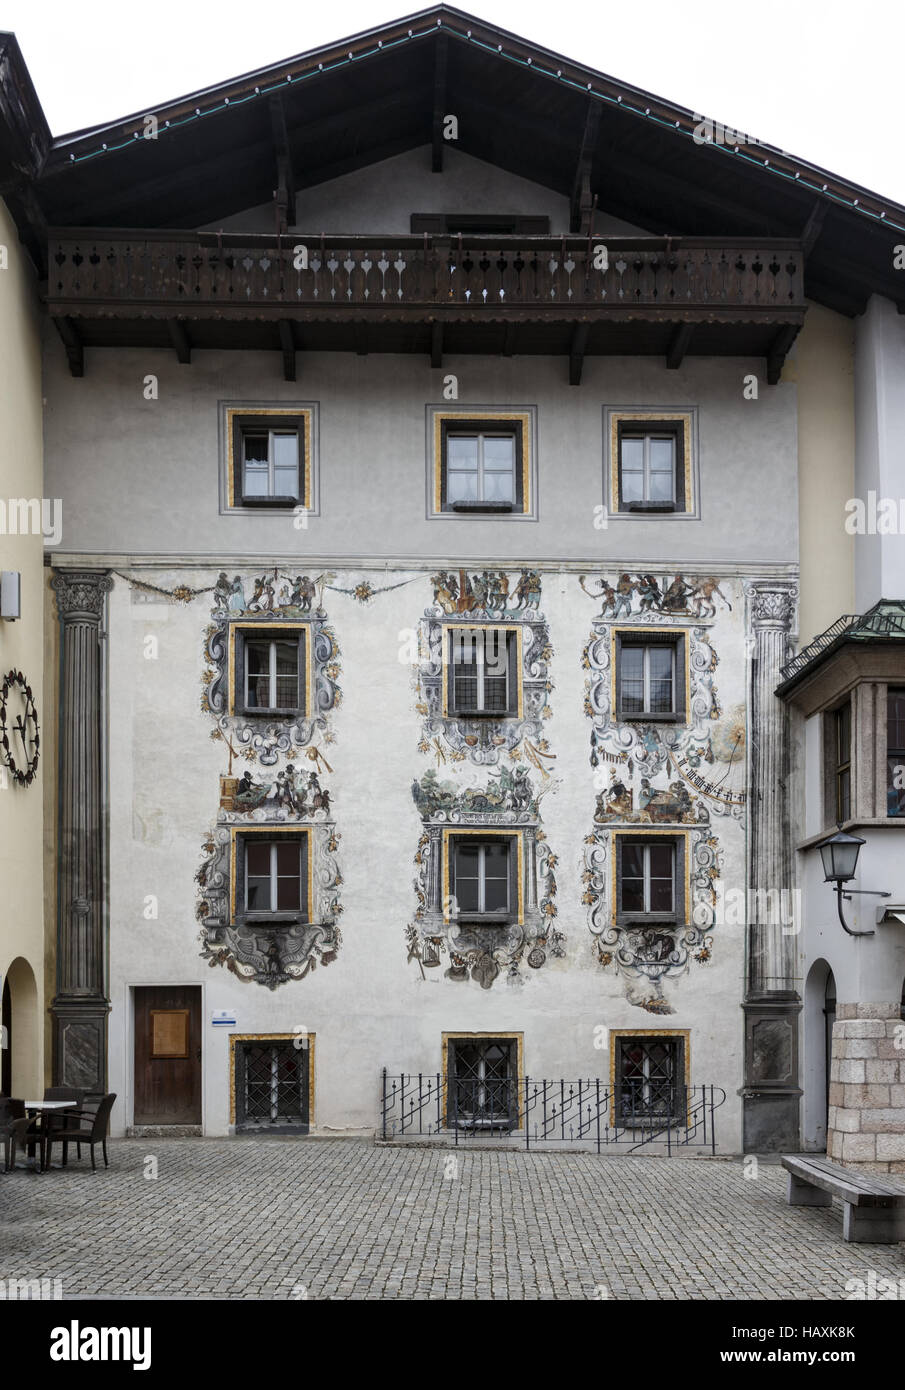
(51, 995), (110, 1091)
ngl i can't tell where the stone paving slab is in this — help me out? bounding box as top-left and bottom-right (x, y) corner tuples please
(1, 1138), (903, 1300)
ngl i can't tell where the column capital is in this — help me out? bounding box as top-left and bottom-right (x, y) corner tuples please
(51, 569), (114, 621)
(745, 580), (797, 630)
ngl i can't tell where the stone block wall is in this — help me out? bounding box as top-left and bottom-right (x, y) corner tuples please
(827, 1002), (905, 1173)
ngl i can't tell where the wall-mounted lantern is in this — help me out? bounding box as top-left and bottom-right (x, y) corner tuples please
(817, 827), (890, 937)
(0, 572), (20, 621)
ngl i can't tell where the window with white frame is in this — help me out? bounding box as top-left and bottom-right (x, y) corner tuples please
(616, 634), (685, 720)
(448, 627), (518, 716)
(235, 629), (306, 716)
(450, 837), (515, 921)
(241, 836), (309, 920)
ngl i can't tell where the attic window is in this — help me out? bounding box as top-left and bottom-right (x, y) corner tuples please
(410, 215), (550, 236)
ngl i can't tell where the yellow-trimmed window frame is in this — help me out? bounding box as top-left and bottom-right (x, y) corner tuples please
(609, 1028), (691, 1128)
(610, 625), (690, 724)
(610, 827), (691, 926)
(229, 824), (314, 924)
(609, 411), (693, 514)
(228, 621), (312, 718)
(441, 622), (523, 719)
(442, 826), (523, 925)
(229, 1032), (316, 1128)
(431, 409), (533, 516)
(226, 406), (313, 510)
(442, 1031), (524, 1130)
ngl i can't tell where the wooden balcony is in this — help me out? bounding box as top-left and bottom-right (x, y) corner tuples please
(47, 230), (806, 381)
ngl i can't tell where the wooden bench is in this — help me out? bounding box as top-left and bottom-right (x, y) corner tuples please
(782, 1154), (905, 1243)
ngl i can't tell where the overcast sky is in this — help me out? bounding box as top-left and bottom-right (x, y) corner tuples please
(8, 0), (904, 206)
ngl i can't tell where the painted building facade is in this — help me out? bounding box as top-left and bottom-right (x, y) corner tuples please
(3, 7), (903, 1154)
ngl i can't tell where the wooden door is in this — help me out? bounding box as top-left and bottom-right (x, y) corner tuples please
(134, 986), (201, 1124)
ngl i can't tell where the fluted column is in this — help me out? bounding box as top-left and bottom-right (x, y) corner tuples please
(50, 570), (113, 1090)
(742, 580), (801, 1150)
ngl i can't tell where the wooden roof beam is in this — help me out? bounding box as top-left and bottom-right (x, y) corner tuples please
(431, 32), (449, 173)
(54, 316), (83, 377)
(278, 319), (296, 381)
(569, 322), (589, 385)
(167, 319), (192, 364)
(766, 324), (799, 385)
(270, 95), (296, 231)
(570, 100), (601, 233)
(666, 322), (694, 370)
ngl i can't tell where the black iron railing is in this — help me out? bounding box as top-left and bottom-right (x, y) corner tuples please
(379, 1070), (726, 1154)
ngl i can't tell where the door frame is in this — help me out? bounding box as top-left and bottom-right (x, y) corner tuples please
(128, 982), (206, 1131)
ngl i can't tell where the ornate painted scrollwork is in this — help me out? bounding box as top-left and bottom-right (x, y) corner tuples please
(416, 568), (553, 767)
(407, 765), (564, 988)
(201, 569), (341, 765)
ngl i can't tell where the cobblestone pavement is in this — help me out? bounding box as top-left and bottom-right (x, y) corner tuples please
(1, 1139), (903, 1300)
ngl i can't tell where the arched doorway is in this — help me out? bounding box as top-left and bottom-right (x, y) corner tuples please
(803, 958), (835, 1152)
(1, 957), (39, 1099)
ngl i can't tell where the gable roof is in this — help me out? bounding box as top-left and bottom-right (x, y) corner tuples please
(8, 6), (905, 316)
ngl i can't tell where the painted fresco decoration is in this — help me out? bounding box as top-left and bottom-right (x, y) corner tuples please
(593, 769), (707, 825)
(416, 569), (553, 767)
(202, 568), (341, 765)
(196, 777), (342, 989)
(579, 572), (732, 621)
(581, 571), (746, 821)
(407, 765), (564, 989)
(583, 825), (720, 1015)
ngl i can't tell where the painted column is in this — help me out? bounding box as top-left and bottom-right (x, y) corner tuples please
(50, 570), (113, 1090)
(742, 580), (802, 1150)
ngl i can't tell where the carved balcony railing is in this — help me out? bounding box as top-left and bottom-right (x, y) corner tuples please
(47, 231), (805, 322)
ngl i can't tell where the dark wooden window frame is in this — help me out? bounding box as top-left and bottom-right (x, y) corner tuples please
(234, 626), (307, 718)
(231, 411), (306, 508)
(449, 832), (519, 926)
(446, 626), (520, 718)
(439, 417), (526, 515)
(833, 699), (852, 823)
(616, 420), (686, 514)
(615, 833), (685, 929)
(614, 630), (687, 723)
(445, 1035), (519, 1131)
(234, 829), (310, 926)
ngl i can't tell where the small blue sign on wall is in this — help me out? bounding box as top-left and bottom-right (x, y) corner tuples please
(211, 1010), (237, 1027)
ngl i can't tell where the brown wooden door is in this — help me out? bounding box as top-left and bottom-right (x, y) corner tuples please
(134, 986), (201, 1124)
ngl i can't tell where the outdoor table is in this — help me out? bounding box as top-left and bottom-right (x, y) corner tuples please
(22, 1101), (78, 1171)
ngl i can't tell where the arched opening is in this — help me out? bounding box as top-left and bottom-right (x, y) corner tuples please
(1, 957), (39, 1099)
(803, 958), (836, 1151)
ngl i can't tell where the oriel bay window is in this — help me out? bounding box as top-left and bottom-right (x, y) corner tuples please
(236, 832), (310, 923)
(449, 835), (518, 924)
(615, 632), (685, 721)
(887, 688), (905, 817)
(233, 627), (307, 716)
(446, 626), (519, 717)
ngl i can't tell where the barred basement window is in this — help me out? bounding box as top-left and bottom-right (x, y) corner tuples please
(235, 1040), (310, 1133)
(615, 1036), (685, 1123)
(447, 627), (519, 716)
(446, 1037), (517, 1130)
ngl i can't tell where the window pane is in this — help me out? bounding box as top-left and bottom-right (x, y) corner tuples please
(482, 676), (508, 712)
(648, 843), (675, 877)
(246, 842), (270, 875)
(243, 463), (269, 496)
(273, 469), (298, 496)
(272, 433), (297, 468)
(886, 757), (905, 817)
(276, 874), (300, 911)
(887, 689), (905, 748)
(482, 469), (514, 503)
(648, 469), (674, 503)
(621, 438), (643, 471)
(447, 470), (478, 503)
(447, 437), (479, 469)
(482, 436), (515, 468)
(622, 844), (646, 878)
(483, 842), (509, 876)
(620, 647), (644, 711)
(454, 844), (480, 912)
(246, 876), (271, 911)
(484, 875), (509, 912)
(649, 875), (674, 913)
(246, 641), (269, 675)
(276, 842), (299, 874)
(243, 435), (268, 462)
(649, 438), (674, 471)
